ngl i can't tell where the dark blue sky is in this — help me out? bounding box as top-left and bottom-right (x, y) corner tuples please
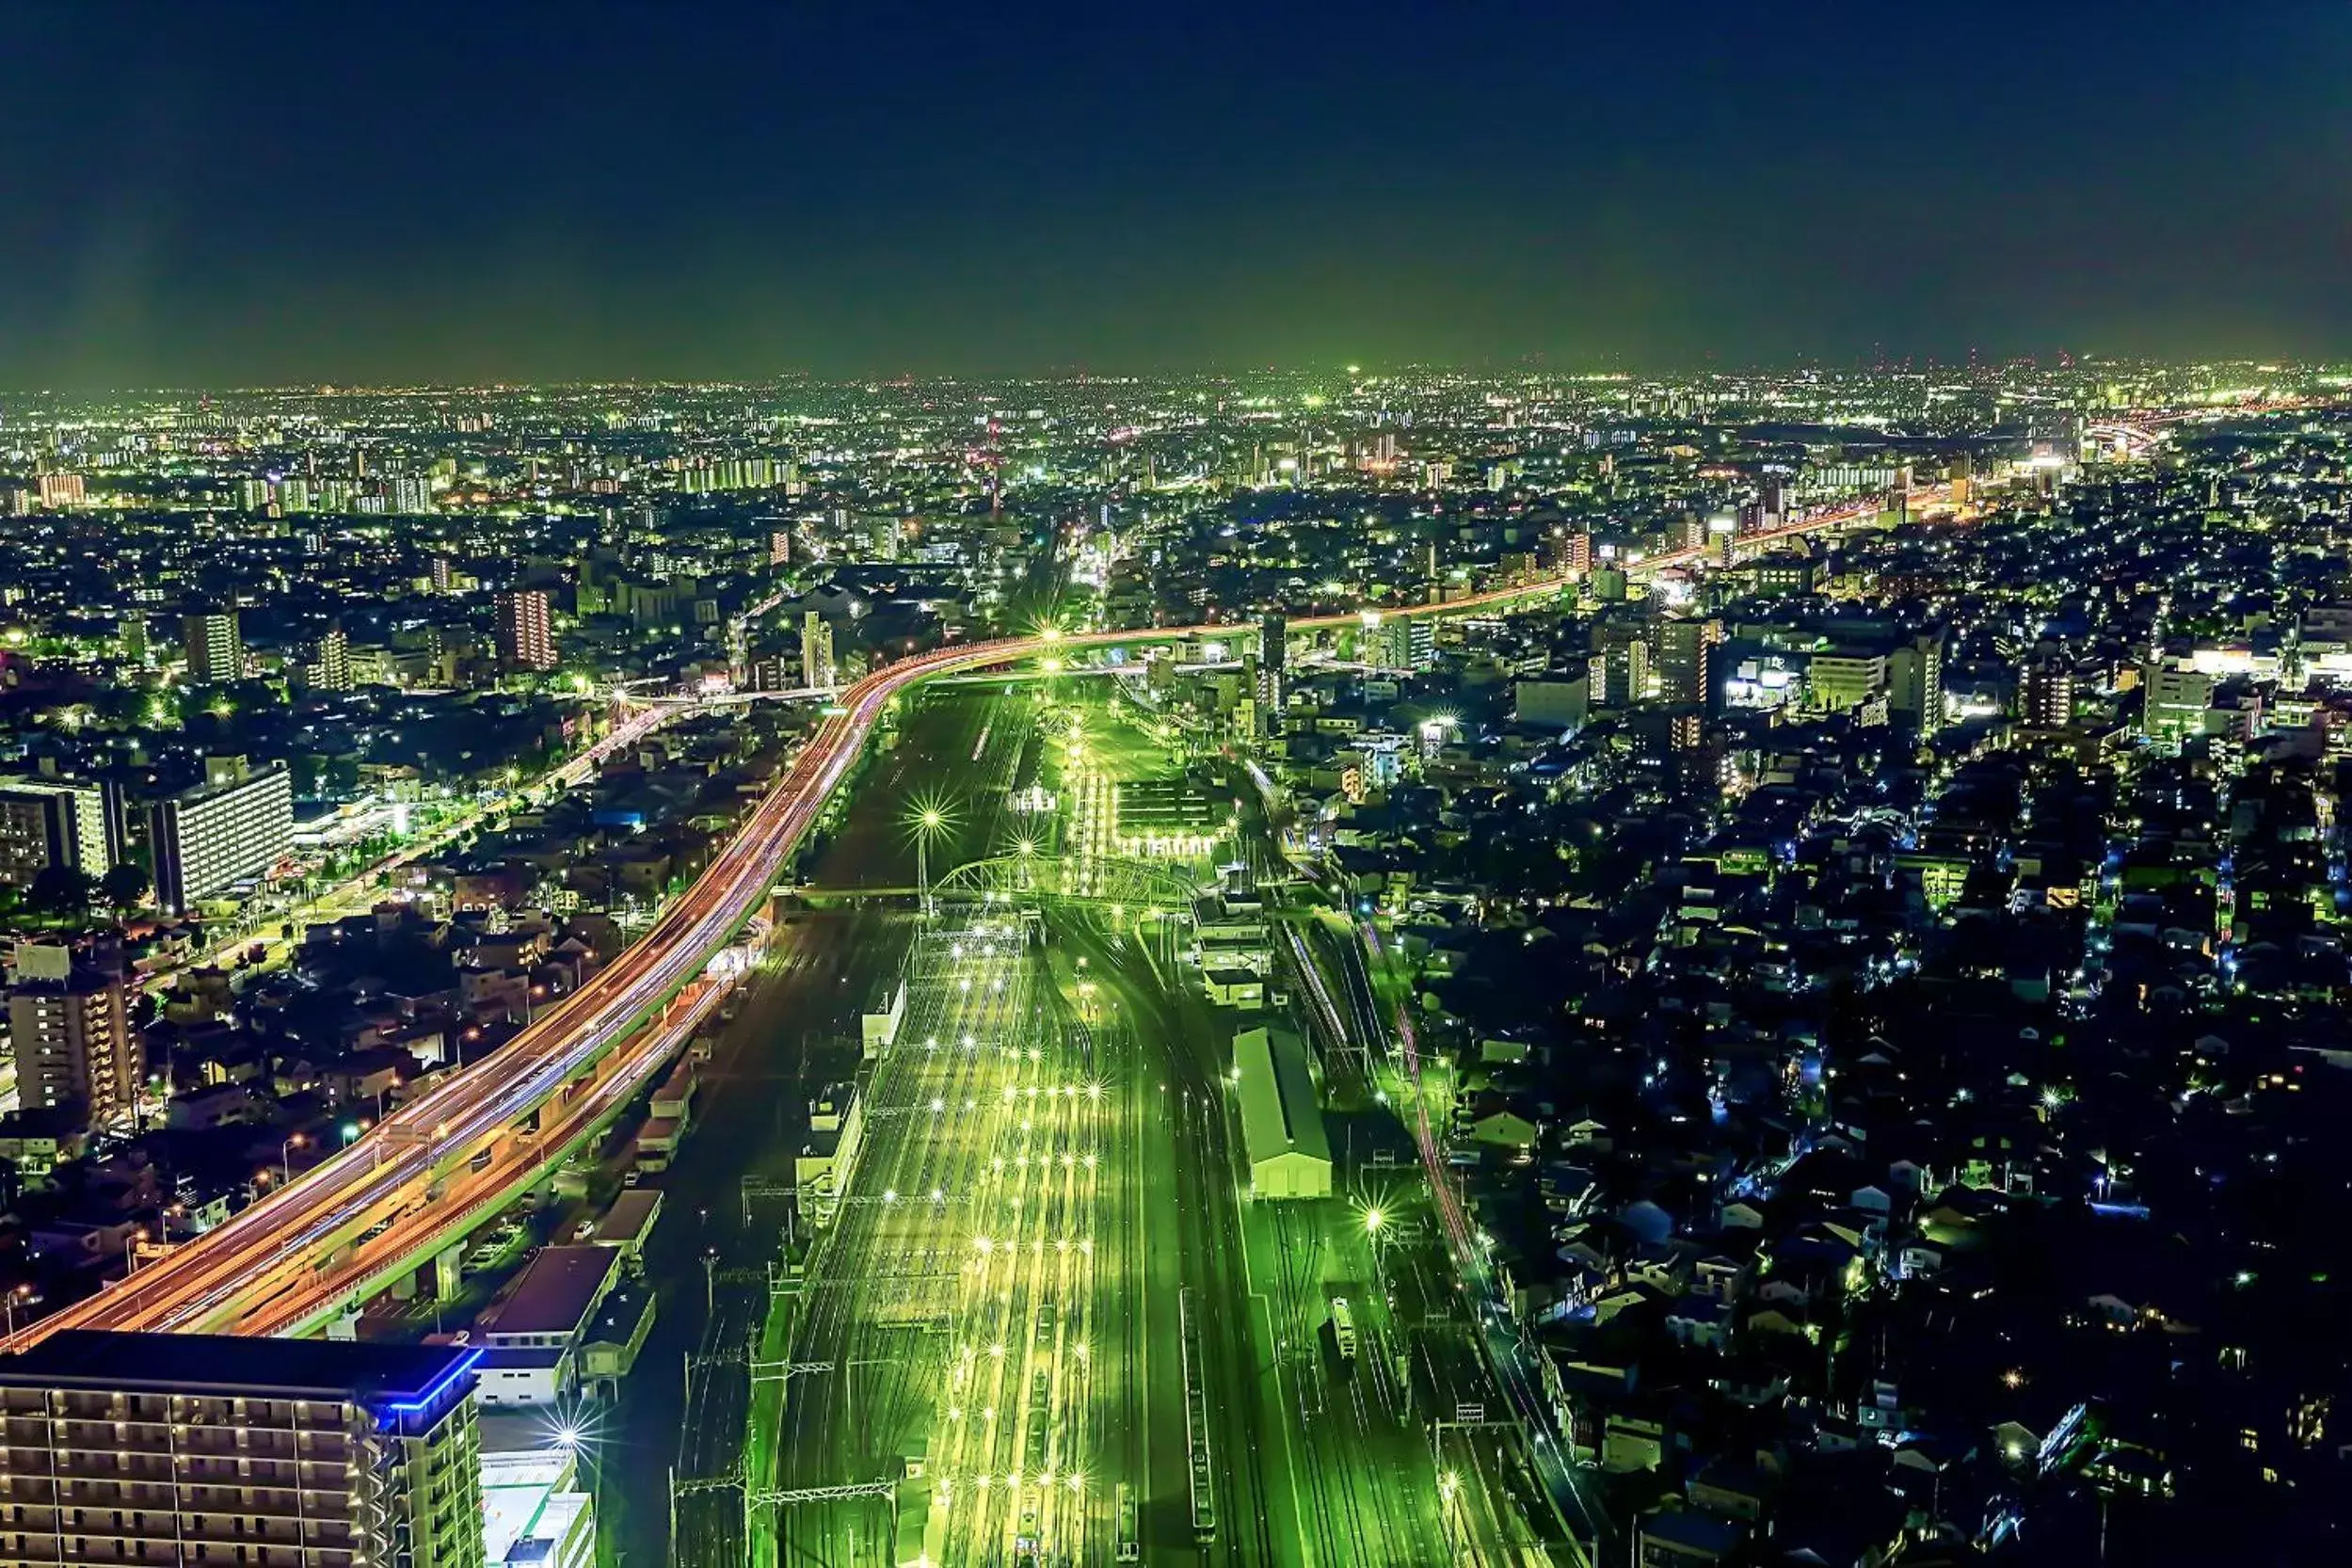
(5, 1), (2346, 385)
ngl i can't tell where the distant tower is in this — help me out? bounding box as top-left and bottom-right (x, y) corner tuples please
(986, 417), (1004, 519)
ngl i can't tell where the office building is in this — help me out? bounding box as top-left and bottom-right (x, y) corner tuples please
(2143, 663), (2217, 739)
(180, 610), (243, 684)
(149, 758), (294, 914)
(8, 944), (137, 1126)
(801, 610), (836, 689)
(1807, 648), (1889, 712)
(495, 588), (556, 672)
(0, 1331), (485, 1568)
(1514, 670), (1591, 730)
(0, 777), (114, 888)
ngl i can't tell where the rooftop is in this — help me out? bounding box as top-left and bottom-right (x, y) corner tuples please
(0, 1330), (477, 1407)
(1234, 1024), (1332, 1168)
(480, 1243), (619, 1339)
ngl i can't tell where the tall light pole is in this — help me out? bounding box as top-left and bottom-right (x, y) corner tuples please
(918, 808), (942, 915)
(908, 797), (954, 919)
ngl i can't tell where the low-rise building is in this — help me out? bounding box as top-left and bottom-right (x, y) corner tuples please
(472, 1243), (623, 1408)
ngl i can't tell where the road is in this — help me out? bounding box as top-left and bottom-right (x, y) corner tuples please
(146, 700), (673, 999)
(0, 480), (1934, 1355)
(644, 905), (907, 1568)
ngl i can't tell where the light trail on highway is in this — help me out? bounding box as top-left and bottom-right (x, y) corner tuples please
(0, 479), (1942, 1354)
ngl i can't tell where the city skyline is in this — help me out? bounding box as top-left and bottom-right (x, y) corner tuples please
(0, 358), (2345, 1564)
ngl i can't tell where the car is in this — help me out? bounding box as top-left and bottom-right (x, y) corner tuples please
(623, 1170), (642, 1188)
(571, 1218), (596, 1241)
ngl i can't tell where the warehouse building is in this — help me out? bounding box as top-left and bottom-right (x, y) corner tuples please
(1234, 1025), (1332, 1199)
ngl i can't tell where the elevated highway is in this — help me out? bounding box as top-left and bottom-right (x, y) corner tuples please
(1, 480), (1936, 1349)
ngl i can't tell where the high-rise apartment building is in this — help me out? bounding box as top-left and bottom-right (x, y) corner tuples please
(801, 611), (837, 689)
(1890, 629), (1945, 733)
(148, 758), (293, 914)
(495, 588), (556, 671)
(2020, 658), (2074, 728)
(1366, 614), (1433, 673)
(1592, 625), (1651, 708)
(305, 626), (354, 691)
(1256, 613), (1287, 738)
(36, 472), (86, 508)
(8, 943), (136, 1126)
(1653, 616), (1722, 707)
(0, 1332), (485, 1568)
(0, 778), (114, 888)
(180, 610), (243, 684)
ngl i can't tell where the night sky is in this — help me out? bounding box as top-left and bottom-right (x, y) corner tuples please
(5, 1), (2346, 386)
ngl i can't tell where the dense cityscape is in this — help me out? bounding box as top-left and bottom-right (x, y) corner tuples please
(0, 359), (2347, 1566)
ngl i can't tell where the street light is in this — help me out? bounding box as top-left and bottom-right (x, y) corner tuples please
(4, 1284), (39, 1336)
(908, 796), (955, 917)
(280, 1133), (308, 1185)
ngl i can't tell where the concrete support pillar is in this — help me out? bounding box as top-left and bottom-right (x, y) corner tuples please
(435, 1243), (464, 1303)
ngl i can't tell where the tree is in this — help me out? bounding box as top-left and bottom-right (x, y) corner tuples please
(26, 865), (97, 917)
(100, 862), (151, 909)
